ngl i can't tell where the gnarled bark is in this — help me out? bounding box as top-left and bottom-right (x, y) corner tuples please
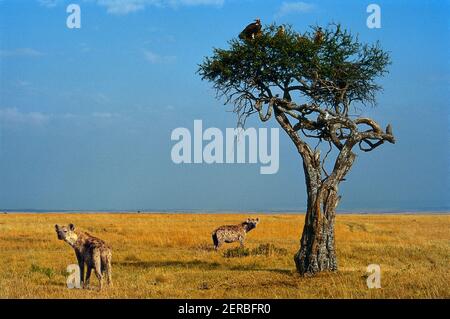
(273, 103), (361, 276)
(295, 183), (339, 275)
(294, 151), (354, 275)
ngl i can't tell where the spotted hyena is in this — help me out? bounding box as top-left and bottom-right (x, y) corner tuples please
(211, 218), (259, 250)
(55, 224), (112, 289)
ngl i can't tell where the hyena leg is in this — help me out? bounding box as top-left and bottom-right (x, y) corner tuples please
(215, 236), (223, 250)
(212, 233), (219, 250)
(94, 257), (103, 290)
(239, 236), (245, 248)
(76, 254), (84, 287)
(106, 255), (112, 286)
(84, 266), (92, 289)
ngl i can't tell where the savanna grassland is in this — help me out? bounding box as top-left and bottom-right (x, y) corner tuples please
(0, 213), (448, 299)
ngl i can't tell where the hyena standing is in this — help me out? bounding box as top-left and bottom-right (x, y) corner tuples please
(55, 224), (112, 290)
(211, 218), (259, 250)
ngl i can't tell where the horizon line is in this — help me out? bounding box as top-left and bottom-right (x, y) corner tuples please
(1, 208), (449, 215)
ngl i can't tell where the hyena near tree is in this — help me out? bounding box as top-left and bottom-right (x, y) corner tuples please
(55, 224), (112, 289)
(212, 218), (259, 250)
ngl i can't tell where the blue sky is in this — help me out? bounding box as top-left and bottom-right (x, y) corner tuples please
(0, 0), (449, 212)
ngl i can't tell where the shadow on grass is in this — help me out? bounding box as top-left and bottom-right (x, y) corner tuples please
(115, 259), (222, 270)
(343, 222), (368, 232)
(115, 259), (293, 275)
(239, 268), (293, 275)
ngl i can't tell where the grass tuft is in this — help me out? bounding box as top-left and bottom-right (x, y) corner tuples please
(251, 243), (288, 257)
(30, 264), (55, 279)
(224, 244), (288, 258)
(223, 247), (250, 258)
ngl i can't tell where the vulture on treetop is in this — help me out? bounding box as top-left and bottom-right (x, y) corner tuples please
(239, 19), (262, 41)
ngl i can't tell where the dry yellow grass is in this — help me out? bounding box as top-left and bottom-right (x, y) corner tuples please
(0, 213), (448, 299)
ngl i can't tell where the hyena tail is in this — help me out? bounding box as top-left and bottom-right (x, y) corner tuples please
(212, 231), (219, 250)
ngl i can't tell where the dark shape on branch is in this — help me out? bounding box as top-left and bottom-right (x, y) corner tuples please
(386, 124), (392, 135)
(276, 25), (285, 37)
(239, 18), (262, 41)
(314, 27), (324, 44)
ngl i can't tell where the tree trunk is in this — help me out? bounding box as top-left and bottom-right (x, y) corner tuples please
(294, 149), (356, 276)
(272, 104), (357, 276)
(294, 182), (340, 275)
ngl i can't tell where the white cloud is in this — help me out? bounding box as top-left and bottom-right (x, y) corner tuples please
(94, 0), (224, 15)
(96, 0), (149, 15)
(92, 112), (120, 118)
(61, 113), (78, 119)
(93, 93), (110, 104)
(36, 0), (224, 14)
(275, 2), (314, 18)
(0, 48), (44, 58)
(169, 0), (223, 7)
(80, 43), (91, 53)
(0, 108), (50, 126)
(0, 108), (127, 128)
(16, 80), (32, 87)
(143, 50), (176, 64)
(38, 0), (61, 8)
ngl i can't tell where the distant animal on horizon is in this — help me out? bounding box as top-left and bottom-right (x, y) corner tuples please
(55, 224), (112, 290)
(212, 218), (260, 250)
(239, 19), (262, 41)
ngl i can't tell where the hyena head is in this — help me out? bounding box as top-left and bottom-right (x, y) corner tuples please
(243, 218), (259, 232)
(55, 224), (78, 244)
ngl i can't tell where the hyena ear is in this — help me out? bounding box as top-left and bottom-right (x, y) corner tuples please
(69, 224), (75, 231)
(256, 218), (259, 222)
(55, 224), (59, 230)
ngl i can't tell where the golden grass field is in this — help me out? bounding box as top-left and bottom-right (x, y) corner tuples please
(0, 213), (448, 299)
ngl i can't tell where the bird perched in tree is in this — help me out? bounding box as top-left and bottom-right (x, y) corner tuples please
(386, 124), (393, 135)
(239, 18), (262, 41)
(314, 27), (324, 44)
(276, 25), (285, 37)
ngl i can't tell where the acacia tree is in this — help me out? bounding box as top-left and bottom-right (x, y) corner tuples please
(198, 24), (395, 276)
